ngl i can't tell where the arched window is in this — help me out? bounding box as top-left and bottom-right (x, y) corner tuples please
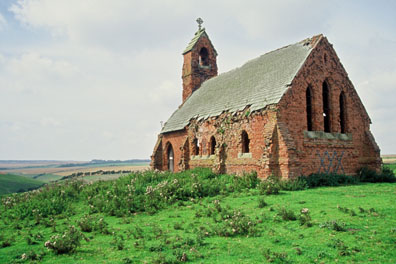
(306, 86), (313, 131)
(322, 81), (331, 132)
(193, 138), (199, 155)
(209, 136), (216, 155)
(166, 143), (174, 172)
(340, 92), (346, 133)
(199, 47), (209, 66)
(241, 131), (250, 153)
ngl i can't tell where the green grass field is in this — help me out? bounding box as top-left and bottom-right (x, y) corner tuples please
(0, 174), (44, 196)
(0, 168), (395, 263)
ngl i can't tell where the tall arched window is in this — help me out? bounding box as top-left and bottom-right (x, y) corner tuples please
(193, 138), (199, 155)
(322, 81), (331, 132)
(209, 136), (216, 155)
(306, 86), (313, 131)
(166, 143), (174, 172)
(199, 47), (209, 66)
(340, 92), (346, 133)
(241, 131), (250, 153)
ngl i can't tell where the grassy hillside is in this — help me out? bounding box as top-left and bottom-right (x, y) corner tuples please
(0, 174), (44, 195)
(0, 168), (395, 263)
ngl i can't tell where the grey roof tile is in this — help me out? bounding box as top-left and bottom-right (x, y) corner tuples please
(162, 36), (318, 134)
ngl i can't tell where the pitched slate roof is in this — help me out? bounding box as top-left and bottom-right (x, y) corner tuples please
(162, 35), (321, 134)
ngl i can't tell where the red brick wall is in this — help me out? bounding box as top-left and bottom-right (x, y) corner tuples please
(182, 34), (217, 103)
(277, 36), (381, 177)
(181, 108), (281, 178)
(152, 130), (188, 173)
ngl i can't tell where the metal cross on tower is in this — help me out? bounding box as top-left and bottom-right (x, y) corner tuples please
(196, 17), (203, 30)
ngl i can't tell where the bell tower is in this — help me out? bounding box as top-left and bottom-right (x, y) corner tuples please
(182, 18), (218, 103)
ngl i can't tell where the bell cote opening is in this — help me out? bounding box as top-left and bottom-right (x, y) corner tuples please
(199, 47), (209, 66)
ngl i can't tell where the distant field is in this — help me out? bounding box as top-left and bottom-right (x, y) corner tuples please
(0, 174), (44, 195)
(382, 155), (396, 164)
(0, 160), (150, 185)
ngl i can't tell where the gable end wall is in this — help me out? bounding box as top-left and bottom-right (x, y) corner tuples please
(277, 36), (381, 176)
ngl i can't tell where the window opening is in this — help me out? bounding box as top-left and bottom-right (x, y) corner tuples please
(167, 144), (174, 172)
(241, 131), (250, 153)
(199, 47), (209, 66)
(193, 138), (199, 155)
(340, 92), (346, 133)
(306, 87), (313, 131)
(209, 136), (216, 155)
(322, 82), (331, 132)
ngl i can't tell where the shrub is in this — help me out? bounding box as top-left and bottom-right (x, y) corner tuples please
(208, 202), (258, 237)
(262, 248), (288, 263)
(358, 167), (396, 183)
(319, 220), (346, 232)
(78, 214), (94, 232)
(279, 177), (309, 191)
(112, 234), (125, 250)
(277, 207), (297, 221)
(258, 176), (280, 195)
(233, 171), (259, 190)
(257, 197), (267, 208)
(44, 225), (88, 254)
(1, 237), (13, 248)
(299, 208), (312, 227)
(304, 173), (357, 188)
(21, 250), (46, 261)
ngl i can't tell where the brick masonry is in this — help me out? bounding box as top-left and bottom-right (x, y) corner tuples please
(182, 34), (217, 103)
(151, 34), (381, 179)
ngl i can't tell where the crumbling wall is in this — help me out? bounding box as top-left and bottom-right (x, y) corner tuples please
(183, 106), (283, 178)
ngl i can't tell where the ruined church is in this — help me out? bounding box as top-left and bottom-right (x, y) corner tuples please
(151, 20), (381, 179)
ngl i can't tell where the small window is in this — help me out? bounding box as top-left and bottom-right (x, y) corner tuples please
(199, 47), (209, 66)
(306, 86), (313, 131)
(209, 136), (216, 155)
(322, 81), (331, 132)
(241, 131), (250, 153)
(193, 138), (199, 155)
(340, 92), (346, 133)
(167, 143), (174, 172)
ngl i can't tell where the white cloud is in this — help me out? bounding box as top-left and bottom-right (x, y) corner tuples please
(0, 12), (6, 30)
(1, 0), (395, 159)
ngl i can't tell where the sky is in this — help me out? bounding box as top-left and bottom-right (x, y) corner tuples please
(0, 0), (395, 160)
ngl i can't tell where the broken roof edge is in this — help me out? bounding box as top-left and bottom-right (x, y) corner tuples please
(160, 103), (278, 134)
(182, 28), (218, 56)
(285, 34), (324, 87)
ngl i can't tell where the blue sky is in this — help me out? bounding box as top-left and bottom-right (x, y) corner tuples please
(0, 0), (395, 160)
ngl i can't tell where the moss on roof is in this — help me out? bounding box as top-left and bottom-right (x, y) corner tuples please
(162, 36), (320, 134)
